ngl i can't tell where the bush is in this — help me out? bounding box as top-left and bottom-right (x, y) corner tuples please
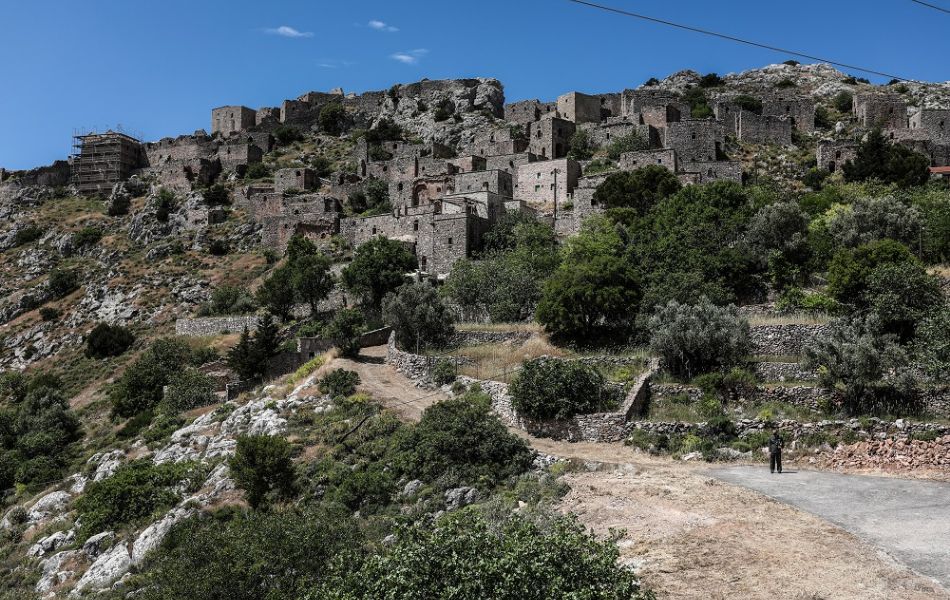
(111, 338), (194, 417)
(567, 130), (595, 160)
(866, 261), (942, 340)
(245, 162), (271, 181)
(327, 309), (366, 358)
(202, 183), (230, 206)
(698, 72), (724, 88)
(509, 358), (608, 420)
(155, 188), (176, 223)
(319, 102), (347, 135)
(85, 322), (135, 358)
(72, 226), (102, 248)
(227, 313), (280, 381)
(229, 435), (295, 509)
(318, 368), (361, 398)
(916, 305), (950, 379)
(382, 282), (454, 351)
(393, 391), (533, 486)
(75, 459), (202, 540)
(326, 510), (651, 600)
(824, 195), (923, 251)
(648, 299), (751, 379)
(38, 306), (61, 322)
(833, 91), (853, 113)
(733, 94), (763, 114)
(274, 126), (303, 146)
(341, 237), (417, 309)
(163, 369), (216, 412)
(256, 265), (296, 321)
(592, 166), (681, 215)
(826, 239), (918, 306)
(47, 267), (79, 298)
(12, 224), (43, 247)
(606, 131), (650, 160)
(204, 285), (257, 316)
(432, 358), (456, 385)
(843, 129), (930, 188)
(804, 318), (923, 416)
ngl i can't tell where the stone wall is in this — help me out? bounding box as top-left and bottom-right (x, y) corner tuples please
(680, 160), (742, 184)
(664, 120), (721, 163)
(447, 329), (534, 348)
(619, 149), (677, 172)
(557, 92), (603, 124)
(817, 139), (858, 173)
(175, 315), (259, 337)
(211, 106), (256, 136)
(762, 96), (815, 133)
(854, 93), (907, 129)
(737, 111), (792, 146)
(749, 323), (831, 356)
(516, 158), (580, 206)
(754, 361), (816, 382)
(527, 117), (575, 160)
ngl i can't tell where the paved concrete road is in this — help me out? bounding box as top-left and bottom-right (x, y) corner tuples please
(709, 466), (950, 589)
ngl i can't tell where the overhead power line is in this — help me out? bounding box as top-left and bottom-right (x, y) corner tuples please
(565, 0), (914, 82)
(908, 0), (950, 15)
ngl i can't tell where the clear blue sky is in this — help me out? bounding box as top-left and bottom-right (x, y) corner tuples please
(2, 0), (947, 170)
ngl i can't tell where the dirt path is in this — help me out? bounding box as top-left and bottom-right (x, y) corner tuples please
(339, 350), (948, 599)
(528, 437), (948, 600)
(328, 345), (446, 421)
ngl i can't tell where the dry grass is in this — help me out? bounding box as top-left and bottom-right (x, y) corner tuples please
(439, 335), (571, 382)
(454, 322), (543, 333)
(748, 312), (832, 326)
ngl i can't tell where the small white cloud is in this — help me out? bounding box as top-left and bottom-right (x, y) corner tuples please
(368, 19), (399, 32)
(390, 48), (428, 65)
(265, 26), (313, 38)
(318, 59), (355, 69)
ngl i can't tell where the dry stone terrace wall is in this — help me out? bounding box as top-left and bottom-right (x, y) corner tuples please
(749, 323), (831, 356)
(175, 315), (259, 336)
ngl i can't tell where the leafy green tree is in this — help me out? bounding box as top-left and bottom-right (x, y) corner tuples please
(536, 254), (641, 344)
(256, 265), (296, 321)
(327, 309), (366, 358)
(230, 435), (296, 509)
(341, 237), (417, 309)
(745, 201), (811, 289)
(804, 318), (922, 416)
(842, 129), (930, 188)
(733, 94), (763, 114)
(48, 267), (79, 298)
(319, 102), (347, 135)
(111, 338), (194, 417)
(916, 305), (950, 379)
(203, 284), (257, 315)
(85, 322), (135, 358)
(318, 510), (652, 600)
(393, 391), (533, 486)
(363, 178), (390, 214)
(274, 126), (303, 146)
(648, 299), (751, 379)
(866, 261), (942, 340)
(382, 282), (454, 351)
(228, 314), (280, 381)
(592, 167), (681, 215)
(567, 130), (595, 160)
(292, 254), (334, 314)
(162, 369), (216, 412)
(824, 195), (923, 251)
(833, 91), (853, 113)
(509, 358), (608, 420)
(826, 239), (918, 305)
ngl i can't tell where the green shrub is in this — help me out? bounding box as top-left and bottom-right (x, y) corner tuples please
(382, 282), (454, 351)
(12, 225), (43, 247)
(509, 358), (608, 420)
(75, 460), (202, 540)
(38, 306), (61, 322)
(567, 130), (595, 160)
(163, 369), (216, 412)
(393, 391), (533, 486)
(202, 183), (230, 206)
(833, 91), (853, 113)
(733, 94), (763, 114)
(274, 126), (303, 146)
(592, 166), (681, 215)
(72, 226), (103, 248)
(327, 309), (366, 358)
(229, 435), (296, 509)
(85, 322), (135, 358)
(227, 314), (279, 381)
(341, 237), (417, 309)
(48, 267), (79, 298)
(432, 358), (456, 385)
(698, 72), (724, 88)
(202, 285), (257, 316)
(326, 510), (651, 599)
(245, 163), (271, 181)
(649, 299), (751, 379)
(319, 102), (346, 135)
(843, 129), (930, 188)
(156, 188), (176, 223)
(318, 368), (361, 398)
(111, 338), (195, 417)
(606, 131), (650, 160)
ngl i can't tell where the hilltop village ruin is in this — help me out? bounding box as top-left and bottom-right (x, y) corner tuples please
(4, 66), (950, 276)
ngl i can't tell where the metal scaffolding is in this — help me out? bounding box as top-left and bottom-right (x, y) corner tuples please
(70, 129), (144, 195)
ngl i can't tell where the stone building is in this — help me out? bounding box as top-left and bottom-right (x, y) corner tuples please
(737, 112), (793, 146)
(580, 117), (655, 149)
(556, 91), (603, 124)
(762, 96), (815, 133)
(71, 131), (146, 195)
(453, 169), (513, 197)
(680, 160), (742, 184)
(504, 99), (555, 125)
(484, 152), (539, 176)
(261, 193), (342, 251)
(527, 117), (575, 160)
(618, 149), (677, 173)
(142, 132), (262, 190)
(211, 106), (256, 136)
(816, 139), (858, 173)
(516, 158), (581, 207)
(910, 108), (950, 143)
(853, 93), (907, 129)
(663, 120), (722, 163)
(274, 168), (319, 194)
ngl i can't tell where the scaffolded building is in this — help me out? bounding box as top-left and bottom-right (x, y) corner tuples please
(70, 131), (144, 195)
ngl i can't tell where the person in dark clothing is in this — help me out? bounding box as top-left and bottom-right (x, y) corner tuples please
(768, 430), (784, 474)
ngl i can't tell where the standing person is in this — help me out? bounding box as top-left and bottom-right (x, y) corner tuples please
(768, 430), (784, 474)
